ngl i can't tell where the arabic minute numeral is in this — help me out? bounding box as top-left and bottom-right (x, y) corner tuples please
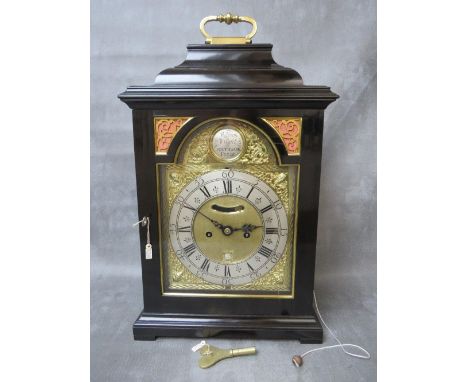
(222, 277), (231, 286)
(222, 169), (234, 178)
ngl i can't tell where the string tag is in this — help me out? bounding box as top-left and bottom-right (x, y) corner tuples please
(145, 217), (152, 259)
(134, 216), (152, 260)
(133, 217), (148, 227)
(145, 244), (153, 260)
(192, 340), (206, 352)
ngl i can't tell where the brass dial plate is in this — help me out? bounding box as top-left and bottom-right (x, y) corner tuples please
(157, 118), (299, 298)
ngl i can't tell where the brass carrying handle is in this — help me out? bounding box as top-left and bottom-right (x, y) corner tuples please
(200, 13), (257, 44)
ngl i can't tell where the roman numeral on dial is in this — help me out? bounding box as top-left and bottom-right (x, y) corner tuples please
(258, 245), (273, 258)
(199, 186), (211, 198)
(260, 204), (273, 214)
(224, 265), (231, 277)
(247, 262), (255, 272)
(177, 226), (191, 233)
(200, 258), (210, 272)
(183, 243), (196, 257)
(223, 180), (232, 194)
(246, 186), (254, 199)
(265, 227), (278, 235)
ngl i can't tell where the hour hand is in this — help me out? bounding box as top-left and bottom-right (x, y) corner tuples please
(241, 224), (263, 233)
(231, 224), (263, 238)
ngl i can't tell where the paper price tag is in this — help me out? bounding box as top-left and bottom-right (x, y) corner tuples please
(145, 244), (153, 260)
(192, 340), (206, 352)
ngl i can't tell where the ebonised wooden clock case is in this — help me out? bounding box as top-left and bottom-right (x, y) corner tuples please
(119, 18), (338, 343)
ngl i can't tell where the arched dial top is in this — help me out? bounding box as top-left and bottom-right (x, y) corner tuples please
(169, 169), (288, 286)
(176, 118), (279, 165)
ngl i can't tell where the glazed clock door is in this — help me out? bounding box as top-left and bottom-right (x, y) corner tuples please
(157, 118), (299, 298)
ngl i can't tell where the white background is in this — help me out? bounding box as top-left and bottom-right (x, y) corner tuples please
(1, 1), (467, 381)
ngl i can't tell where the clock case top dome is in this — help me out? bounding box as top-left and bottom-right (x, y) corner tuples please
(118, 43), (338, 109)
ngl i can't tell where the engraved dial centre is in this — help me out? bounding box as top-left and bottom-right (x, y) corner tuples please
(193, 195), (264, 264)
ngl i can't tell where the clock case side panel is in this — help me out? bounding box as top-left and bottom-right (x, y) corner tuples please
(131, 110), (161, 310)
(130, 108), (326, 343)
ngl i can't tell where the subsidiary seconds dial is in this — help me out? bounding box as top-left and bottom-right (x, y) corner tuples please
(169, 169), (288, 286)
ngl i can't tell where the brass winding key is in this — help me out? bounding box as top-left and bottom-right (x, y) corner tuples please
(197, 343), (256, 369)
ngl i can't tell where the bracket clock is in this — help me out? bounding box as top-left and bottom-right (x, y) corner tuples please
(119, 13), (338, 343)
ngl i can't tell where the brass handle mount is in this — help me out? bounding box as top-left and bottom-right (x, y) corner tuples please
(200, 13), (257, 44)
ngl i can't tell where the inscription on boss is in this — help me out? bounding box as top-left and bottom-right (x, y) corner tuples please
(211, 128), (244, 161)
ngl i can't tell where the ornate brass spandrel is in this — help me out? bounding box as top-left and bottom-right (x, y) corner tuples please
(261, 118), (302, 155)
(237, 130), (270, 164)
(181, 129), (211, 164)
(249, 168), (289, 214)
(166, 164), (212, 207)
(167, 247), (211, 287)
(154, 117), (193, 155)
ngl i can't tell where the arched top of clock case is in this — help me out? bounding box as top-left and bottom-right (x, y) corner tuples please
(154, 44), (303, 88)
(118, 44), (339, 109)
(175, 118), (281, 165)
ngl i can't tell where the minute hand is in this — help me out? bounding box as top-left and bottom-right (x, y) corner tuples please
(184, 204), (224, 229)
